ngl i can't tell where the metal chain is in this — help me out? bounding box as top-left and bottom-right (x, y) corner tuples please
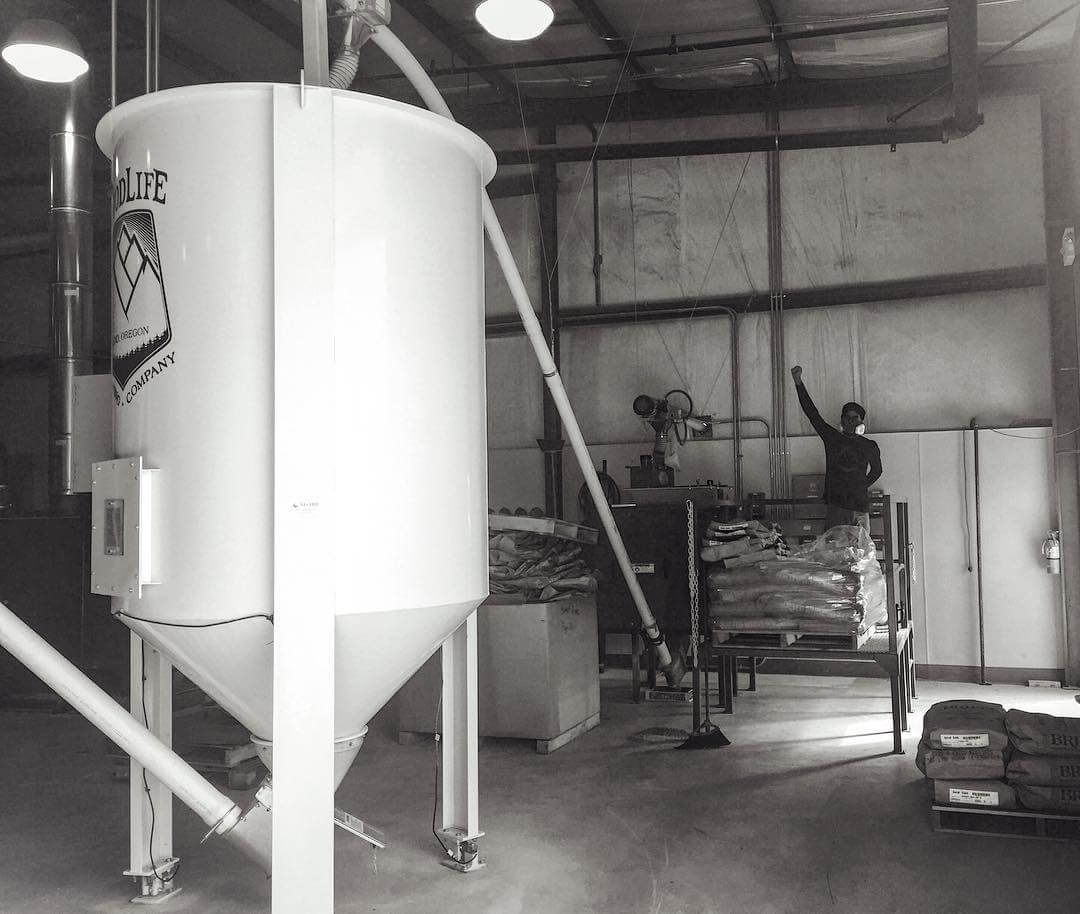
(687, 499), (700, 667)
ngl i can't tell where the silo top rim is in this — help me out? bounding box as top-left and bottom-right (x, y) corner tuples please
(95, 82), (497, 184)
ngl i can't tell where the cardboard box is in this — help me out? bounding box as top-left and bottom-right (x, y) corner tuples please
(397, 594), (600, 743)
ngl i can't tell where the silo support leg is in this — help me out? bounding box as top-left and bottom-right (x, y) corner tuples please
(439, 611), (484, 872)
(125, 632), (181, 903)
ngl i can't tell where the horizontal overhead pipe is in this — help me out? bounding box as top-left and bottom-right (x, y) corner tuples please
(493, 124), (953, 165)
(484, 265), (1047, 335)
(452, 62), (1058, 132)
(366, 10), (948, 82)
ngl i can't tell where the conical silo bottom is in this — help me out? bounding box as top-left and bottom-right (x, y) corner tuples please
(121, 598), (483, 780)
(250, 730), (366, 790)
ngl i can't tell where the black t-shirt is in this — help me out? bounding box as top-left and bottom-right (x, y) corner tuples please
(796, 383), (882, 512)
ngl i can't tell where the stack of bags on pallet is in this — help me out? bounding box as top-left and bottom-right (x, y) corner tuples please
(488, 530), (596, 602)
(700, 519), (788, 566)
(1004, 710), (1080, 814)
(917, 700), (1017, 809)
(705, 525), (888, 638)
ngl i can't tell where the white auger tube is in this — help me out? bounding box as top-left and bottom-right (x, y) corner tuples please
(368, 26), (674, 673)
(0, 601), (271, 872)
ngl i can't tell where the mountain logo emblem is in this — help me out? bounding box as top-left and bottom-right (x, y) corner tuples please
(112, 210), (172, 389)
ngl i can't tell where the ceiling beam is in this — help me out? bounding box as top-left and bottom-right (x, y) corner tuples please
(567, 0), (648, 77)
(222, 0), (301, 50)
(453, 61), (1063, 130)
(392, 0), (518, 97)
(485, 265), (1047, 335)
(755, 0), (798, 81)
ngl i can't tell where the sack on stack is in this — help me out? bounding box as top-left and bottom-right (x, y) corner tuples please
(700, 519), (787, 565)
(706, 525), (886, 636)
(1005, 710), (1080, 814)
(488, 530), (596, 602)
(917, 699), (1015, 808)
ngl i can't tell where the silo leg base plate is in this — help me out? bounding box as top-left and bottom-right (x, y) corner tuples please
(129, 887), (183, 905)
(437, 828), (485, 873)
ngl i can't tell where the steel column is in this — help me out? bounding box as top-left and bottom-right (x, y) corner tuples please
(300, 0), (330, 86)
(537, 127), (564, 518)
(126, 634), (179, 901)
(271, 84), (337, 912)
(1041, 87), (1080, 685)
(439, 611), (483, 870)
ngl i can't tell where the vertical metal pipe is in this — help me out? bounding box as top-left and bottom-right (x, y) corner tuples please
(110, 0), (118, 107)
(145, 0), (152, 94)
(48, 84), (93, 508)
(592, 157), (603, 307)
(971, 419), (989, 684)
(301, 0), (331, 87)
(730, 312), (741, 499)
(538, 126), (563, 517)
(153, 0), (161, 91)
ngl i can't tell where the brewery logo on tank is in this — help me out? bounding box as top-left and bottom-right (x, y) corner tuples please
(112, 203), (173, 401)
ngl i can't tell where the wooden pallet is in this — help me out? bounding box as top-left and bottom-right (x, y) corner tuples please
(488, 513), (599, 544)
(112, 754), (265, 790)
(399, 712), (601, 755)
(931, 803), (1080, 841)
(710, 627), (872, 650)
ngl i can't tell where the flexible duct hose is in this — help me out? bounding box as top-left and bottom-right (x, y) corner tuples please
(368, 26), (675, 673)
(329, 50), (360, 90)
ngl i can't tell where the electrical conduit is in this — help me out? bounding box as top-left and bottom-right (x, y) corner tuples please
(368, 26), (675, 672)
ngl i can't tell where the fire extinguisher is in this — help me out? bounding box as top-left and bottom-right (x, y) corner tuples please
(1042, 530), (1061, 575)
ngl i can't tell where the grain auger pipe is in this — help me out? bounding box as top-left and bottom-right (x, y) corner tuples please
(0, 600), (273, 873)
(366, 25), (681, 683)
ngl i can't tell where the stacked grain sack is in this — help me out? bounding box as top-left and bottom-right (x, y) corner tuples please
(917, 700), (1016, 809)
(1005, 710), (1080, 814)
(700, 519), (788, 566)
(705, 525), (887, 639)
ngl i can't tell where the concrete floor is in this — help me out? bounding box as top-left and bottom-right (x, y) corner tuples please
(4, 673), (1080, 913)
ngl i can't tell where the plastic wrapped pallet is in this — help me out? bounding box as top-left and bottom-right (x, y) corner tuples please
(916, 740), (1008, 779)
(1015, 784), (1080, 814)
(931, 778), (1018, 809)
(922, 699), (1009, 751)
(1007, 751), (1080, 786)
(710, 593), (870, 625)
(706, 526), (887, 632)
(1005, 709), (1080, 757)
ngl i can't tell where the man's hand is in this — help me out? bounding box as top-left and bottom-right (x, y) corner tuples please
(790, 365), (803, 385)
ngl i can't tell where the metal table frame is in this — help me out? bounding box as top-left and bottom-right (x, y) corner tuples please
(699, 496), (917, 754)
(711, 625), (915, 753)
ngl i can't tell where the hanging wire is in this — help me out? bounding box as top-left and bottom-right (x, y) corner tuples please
(544, 0), (653, 289)
(889, 0), (1080, 124)
(686, 153), (754, 325)
(511, 58), (548, 277)
(988, 425), (1080, 439)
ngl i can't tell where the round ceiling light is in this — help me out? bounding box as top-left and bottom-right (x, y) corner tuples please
(2, 19), (88, 83)
(475, 0), (554, 42)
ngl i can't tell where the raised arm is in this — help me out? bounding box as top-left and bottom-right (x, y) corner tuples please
(866, 442), (883, 488)
(790, 366), (832, 439)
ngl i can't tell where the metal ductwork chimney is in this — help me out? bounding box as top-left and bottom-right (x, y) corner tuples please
(48, 82), (94, 510)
